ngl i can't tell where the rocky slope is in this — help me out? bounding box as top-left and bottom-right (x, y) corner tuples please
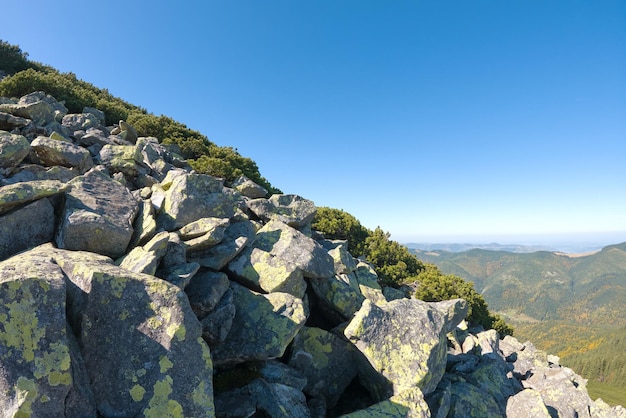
(0, 91), (624, 417)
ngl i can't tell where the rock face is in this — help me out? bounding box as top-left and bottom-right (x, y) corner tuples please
(0, 91), (624, 417)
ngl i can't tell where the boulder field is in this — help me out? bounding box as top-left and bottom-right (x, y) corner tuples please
(0, 92), (624, 417)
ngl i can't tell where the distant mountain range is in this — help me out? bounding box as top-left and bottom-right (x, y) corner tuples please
(410, 242), (626, 399)
(405, 242), (607, 254)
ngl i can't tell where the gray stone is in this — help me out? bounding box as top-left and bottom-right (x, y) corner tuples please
(157, 173), (237, 231)
(185, 270), (231, 318)
(97, 144), (145, 176)
(506, 389), (551, 418)
(56, 169), (139, 258)
(0, 197), (55, 261)
(231, 175), (268, 198)
(212, 282), (307, 367)
(0, 131), (30, 171)
(200, 287), (235, 346)
(0, 112), (30, 131)
(0, 179), (67, 215)
(30, 135), (94, 173)
(189, 220), (255, 270)
(254, 219), (335, 279)
(248, 194), (316, 228)
(62, 112), (101, 132)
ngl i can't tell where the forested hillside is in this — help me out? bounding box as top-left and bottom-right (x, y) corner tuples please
(412, 243), (626, 404)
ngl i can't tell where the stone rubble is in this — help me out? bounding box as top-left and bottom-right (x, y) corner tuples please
(0, 92), (624, 417)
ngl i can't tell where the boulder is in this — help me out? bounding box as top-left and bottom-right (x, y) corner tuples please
(231, 175), (268, 198)
(0, 179), (67, 215)
(0, 112), (30, 131)
(56, 168), (139, 258)
(50, 247), (215, 417)
(212, 282), (307, 367)
(179, 217), (230, 252)
(344, 298), (467, 399)
(448, 381), (502, 418)
(310, 272), (365, 321)
(157, 173), (237, 231)
(227, 246), (307, 298)
(0, 250), (96, 417)
(61, 112), (101, 132)
(342, 387), (431, 418)
(254, 219), (335, 279)
(288, 326), (358, 407)
(506, 389), (552, 418)
(200, 287), (236, 346)
(0, 131), (30, 171)
(188, 220), (256, 270)
(97, 144), (145, 176)
(247, 194), (316, 229)
(30, 135), (94, 173)
(0, 197), (55, 260)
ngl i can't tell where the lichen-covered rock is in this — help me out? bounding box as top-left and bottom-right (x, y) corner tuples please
(247, 194), (316, 228)
(344, 298), (467, 400)
(56, 168), (139, 258)
(227, 246), (307, 298)
(0, 179), (67, 215)
(0, 97), (59, 125)
(354, 261), (387, 306)
(288, 326), (358, 407)
(212, 282), (307, 367)
(341, 387), (430, 418)
(254, 219), (335, 279)
(0, 130), (30, 171)
(448, 381), (502, 418)
(0, 112), (30, 131)
(310, 272), (365, 321)
(61, 112), (101, 132)
(323, 239), (358, 275)
(506, 389), (552, 418)
(157, 173), (237, 231)
(129, 199), (157, 248)
(179, 217), (230, 252)
(231, 175), (268, 198)
(97, 144), (145, 176)
(200, 287), (235, 346)
(30, 135), (94, 173)
(50, 247), (215, 417)
(0, 249), (96, 417)
(188, 220), (256, 270)
(185, 270), (231, 318)
(0, 197), (55, 261)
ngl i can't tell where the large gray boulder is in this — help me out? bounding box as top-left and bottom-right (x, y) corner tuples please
(188, 219), (256, 270)
(157, 172), (238, 231)
(0, 131), (30, 172)
(49, 246), (215, 417)
(212, 282), (307, 367)
(30, 135), (94, 173)
(344, 298), (468, 400)
(0, 197), (55, 260)
(0, 249), (97, 417)
(254, 219), (335, 280)
(56, 168), (139, 258)
(247, 194), (316, 229)
(0, 179), (67, 215)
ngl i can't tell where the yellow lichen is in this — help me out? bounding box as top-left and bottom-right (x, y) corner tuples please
(143, 377), (184, 418)
(130, 384), (146, 402)
(159, 356), (174, 373)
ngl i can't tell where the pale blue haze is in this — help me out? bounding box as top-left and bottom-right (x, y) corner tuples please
(2, 1), (625, 246)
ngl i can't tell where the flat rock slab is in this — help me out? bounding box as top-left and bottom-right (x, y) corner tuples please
(56, 169), (139, 258)
(0, 197), (55, 261)
(0, 179), (67, 215)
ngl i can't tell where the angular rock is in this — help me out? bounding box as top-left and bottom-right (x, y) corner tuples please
(231, 175), (268, 198)
(185, 270), (231, 318)
(344, 298), (467, 400)
(179, 217), (230, 252)
(342, 387), (430, 418)
(448, 381), (501, 418)
(188, 220), (255, 270)
(62, 112), (101, 132)
(288, 326), (358, 407)
(51, 248), (215, 417)
(254, 219), (335, 279)
(30, 135), (94, 173)
(200, 288), (236, 346)
(97, 144), (145, 176)
(117, 246), (159, 275)
(310, 272), (365, 321)
(0, 112), (30, 131)
(212, 282), (307, 367)
(354, 261), (387, 306)
(0, 97), (57, 125)
(0, 197), (55, 261)
(0, 250), (96, 417)
(56, 169), (139, 258)
(324, 239), (358, 275)
(506, 389), (552, 418)
(0, 179), (67, 215)
(0, 131), (30, 171)
(248, 194), (316, 228)
(129, 199), (157, 248)
(157, 173), (237, 231)
(227, 246), (307, 298)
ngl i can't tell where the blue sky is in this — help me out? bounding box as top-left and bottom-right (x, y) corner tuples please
(2, 1), (625, 246)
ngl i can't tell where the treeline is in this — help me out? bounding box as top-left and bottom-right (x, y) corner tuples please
(0, 40), (278, 194)
(563, 327), (626, 387)
(312, 208), (514, 336)
(1, 40), (513, 337)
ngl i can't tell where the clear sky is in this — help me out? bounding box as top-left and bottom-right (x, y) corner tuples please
(2, 1), (625, 246)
